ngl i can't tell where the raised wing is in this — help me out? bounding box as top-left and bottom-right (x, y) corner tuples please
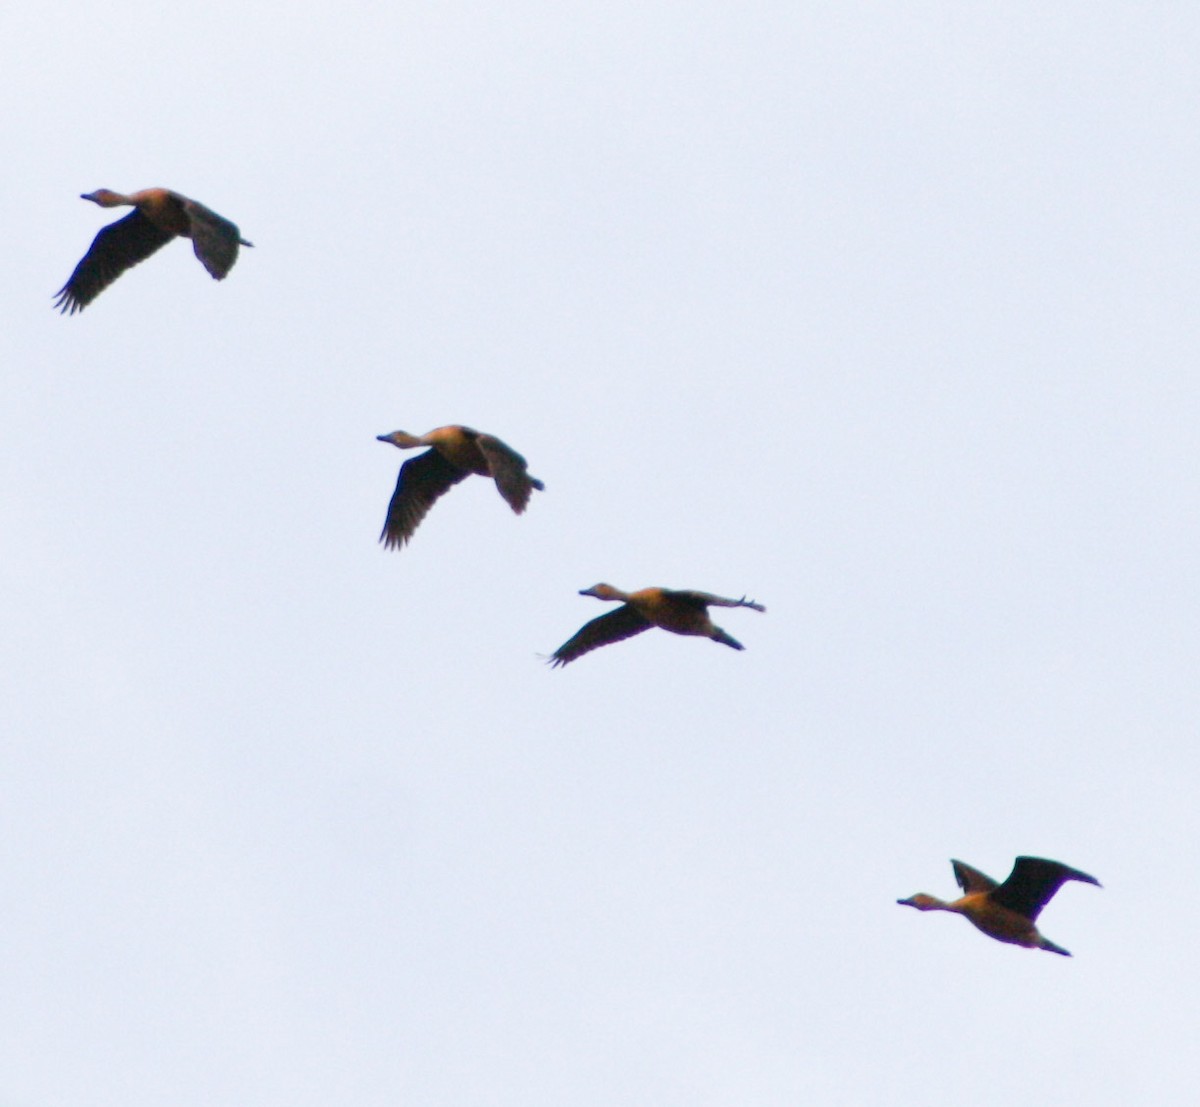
(666, 589), (766, 613)
(549, 606), (652, 667)
(990, 857), (1101, 922)
(951, 859), (999, 895)
(379, 449), (469, 549)
(181, 196), (249, 280)
(54, 210), (174, 313)
(475, 433), (544, 514)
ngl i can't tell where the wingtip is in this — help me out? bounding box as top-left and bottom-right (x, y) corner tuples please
(52, 287), (81, 315)
(378, 530), (409, 551)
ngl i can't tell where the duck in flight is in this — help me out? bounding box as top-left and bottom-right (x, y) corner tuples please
(55, 188), (252, 314)
(897, 856), (1101, 956)
(549, 584), (765, 667)
(376, 425), (544, 550)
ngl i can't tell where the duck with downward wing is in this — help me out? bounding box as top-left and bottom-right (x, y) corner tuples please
(376, 425), (544, 550)
(55, 188), (252, 313)
(549, 584), (765, 667)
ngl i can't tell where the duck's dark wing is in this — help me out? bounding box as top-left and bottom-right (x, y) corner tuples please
(181, 196), (249, 280)
(475, 433), (544, 514)
(666, 589), (766, 613)
(991, 857), (1101, 922)
(54, 210), (175, 314)
(379, 449), (469, 549)
(549, 606), (651, 667)
(951, 859), (999, 895)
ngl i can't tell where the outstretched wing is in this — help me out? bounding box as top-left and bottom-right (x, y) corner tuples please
(549, 606), (651, 667)
(951, 859), (999, 895)
(475, 433), (544, 514)
(990, 857), (1101, 922)
(379, 449), (469, 549)
(666, 589), (766, 613)
(54, 210), (175, 313)
(181, 196), (248, 280)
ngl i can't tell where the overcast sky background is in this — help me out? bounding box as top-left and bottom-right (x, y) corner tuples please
(3, 3), (1199, 1104)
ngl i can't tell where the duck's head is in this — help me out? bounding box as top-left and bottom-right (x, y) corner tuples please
(376, 430), (424, 450)
(81, 189), (125, 207)
(579, 583), (624, 602)
(896, 893), (943, 911)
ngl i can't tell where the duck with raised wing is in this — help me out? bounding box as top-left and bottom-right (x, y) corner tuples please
(549, 585), (765, 667)
(55, 188), (252, 314)
(376, 425), (544, 550)
(897, 856), (1101, 956)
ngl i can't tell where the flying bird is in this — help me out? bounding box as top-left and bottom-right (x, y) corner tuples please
(55, 188), (252, 314)
(897, 856), (1101, 956)
(376, 425), (544, 549)
(549, 584), (765, 667)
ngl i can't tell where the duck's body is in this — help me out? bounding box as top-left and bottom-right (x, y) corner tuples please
(898, 857), (1100, 956)
(550, 584), (765, 667)
(376, 425), (543, 549)
(55, 188), (252, 314)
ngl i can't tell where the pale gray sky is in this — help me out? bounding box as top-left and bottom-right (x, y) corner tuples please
(4, 3), (1199, 1104)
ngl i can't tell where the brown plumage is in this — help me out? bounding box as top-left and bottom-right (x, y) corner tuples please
(549, 584), (765, 667)
(376, 425), (544, 549)
(897, 856), (1101, 956)
(54, 188), (253, 314)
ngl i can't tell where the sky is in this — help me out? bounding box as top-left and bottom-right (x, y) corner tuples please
(3, 2), (1199, 1104)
